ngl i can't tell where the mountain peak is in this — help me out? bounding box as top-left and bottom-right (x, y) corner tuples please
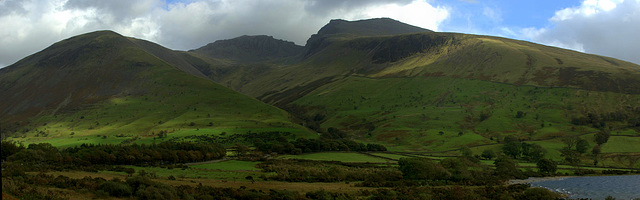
(191, 35), (303, 62)
(317, 18), (430, 37)
(303, 18), (431, 57)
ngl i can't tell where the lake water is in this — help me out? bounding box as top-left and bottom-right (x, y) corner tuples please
(530, 175), (640, 200)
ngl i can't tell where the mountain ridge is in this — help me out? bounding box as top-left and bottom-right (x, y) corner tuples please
(2, 18), (640, 152)
(190, 35), (303, 63)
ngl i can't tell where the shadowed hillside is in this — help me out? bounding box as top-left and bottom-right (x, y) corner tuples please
(0, 30), (311, 146)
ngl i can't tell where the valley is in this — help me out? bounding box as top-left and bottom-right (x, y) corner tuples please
(1, 18), (639, 199)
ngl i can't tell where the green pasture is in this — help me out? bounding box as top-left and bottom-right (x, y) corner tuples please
(104, 165), (265, 181)
(190, 160), (261, 171)
(279, 152), (391, 163)
(294, 76), (640, 154)
(601, 136), (640, 153)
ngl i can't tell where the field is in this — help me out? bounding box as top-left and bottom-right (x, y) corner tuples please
(279, 152), (391, 163)
(189, 160), (261, 171)
(42, 170), (370, 194)
(601, 136), (640, 153)
(288, 76), (640, 168)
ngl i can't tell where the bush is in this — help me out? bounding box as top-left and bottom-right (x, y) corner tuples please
(536, 159), (557, 174)
(481, 149), (496, 160)
(99, 181), (132, 197)
(399, 157), (450, 180)
(520, 187), (560, 200)
(136, 185), (176, 200)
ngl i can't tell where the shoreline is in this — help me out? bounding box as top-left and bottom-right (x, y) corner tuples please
(507, 176), (576, 185)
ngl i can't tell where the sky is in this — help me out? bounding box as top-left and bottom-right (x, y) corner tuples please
(1, 0), (639, 68)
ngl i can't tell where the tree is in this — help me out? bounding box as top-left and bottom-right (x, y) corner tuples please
(502, 136), (521, 158)
(1, 141), (24, 161)
(460, 146), (473, 157)
(494, 156), (522, 179)
(591, 145), (601, 155)
(536, 158), (557, 174)
(398, 157), (450, 180)
(521, 143), (546, 162)
(561, 149), (581, 166)
(595, 130), (610, 145)
(481, 149), (496, 160)
(234, 144), (250, 157)
(515, 111), (525, 118)
(325, 127), (346, 139)
(592, 145), (602, 166)
(245, 176), (255, 183)
(440, 158), (472, 181)
(521, 188), (561, 200)
(561, 136), (578, 150)
(576, 138), (589, 154)
(366, 143), (387, 151)
(99, 181), (133, 197)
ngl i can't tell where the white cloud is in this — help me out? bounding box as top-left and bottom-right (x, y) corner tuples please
(0, 0), (164, 67)
(0, 0), (449, 68)
(343, 0), (450, 31)
(523, 0), (640, 64)
(552, 0), (621, 21)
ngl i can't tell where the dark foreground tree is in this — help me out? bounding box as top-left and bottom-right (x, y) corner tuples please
(536, 158), (557, 174)
(494, 156), (523, 179)
(398, 157), (450, 180)
(502, 136), (521, 158)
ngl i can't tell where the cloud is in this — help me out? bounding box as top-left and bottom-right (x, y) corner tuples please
(0, 0), (449, 68)
(523, 0), (640, 65)
(341, 0), (449, 31)
(0, 0), (165, 68)
(482, 6), (502, 23)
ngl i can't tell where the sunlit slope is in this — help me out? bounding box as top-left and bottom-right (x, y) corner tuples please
(0, 31), (311, 147)
(293, 76), (640, 151)
(214, 18), (640, 152)
(250, 32), (640, 106)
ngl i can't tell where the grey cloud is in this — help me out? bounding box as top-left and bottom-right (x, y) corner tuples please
(303, 0), (413, 16)
(528, 0), (640, 65)
(0, 0), (447, 68)
(0, 0), (27, 17)
(155, 0), (341, 50)
(63, 0), (162, 22)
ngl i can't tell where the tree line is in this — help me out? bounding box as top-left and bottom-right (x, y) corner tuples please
(1, 141), (225, 169)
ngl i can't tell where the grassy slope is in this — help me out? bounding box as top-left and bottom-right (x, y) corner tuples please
(292, 76), (640, 153)
(228, 32), (640, 105)
(279, 152), (390, 163)
(188, 30), (640, 166)
(2, 31), (312, 147)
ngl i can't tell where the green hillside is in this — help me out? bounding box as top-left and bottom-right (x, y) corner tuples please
(2, 18), (639, 167)
(292, 76), (640, 150)
(0, 31), (311, 147)
(184, 18), (640, 167)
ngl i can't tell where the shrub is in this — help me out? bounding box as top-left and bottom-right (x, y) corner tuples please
(99, 181), (132, 197)
(520, 188), (560, 200)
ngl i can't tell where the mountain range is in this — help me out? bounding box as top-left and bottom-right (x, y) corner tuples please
(1, 18), (639, 153)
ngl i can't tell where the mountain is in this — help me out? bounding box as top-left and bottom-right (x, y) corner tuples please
(190, 35), (303, 63)
(304, 18), (430, 57)
(188, 18), (640, 151)
(3, 18), (640, 154)
(0, 30), (310, 146)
